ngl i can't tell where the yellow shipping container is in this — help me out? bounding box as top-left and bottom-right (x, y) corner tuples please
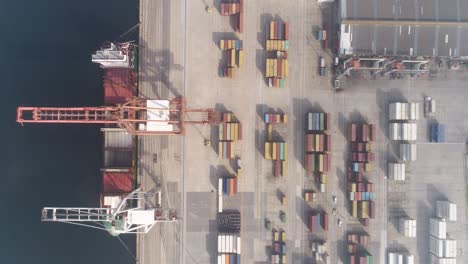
(321, 174), (327, 183)
(350, 183), (356, 192)
(230, 141), (234, 159)
(231, 123), (236, 141)
(361, 201), (369, 219)
(230, 49), (236, 67)
(352, 201), (358, 217)
(272, 142), (277, 160)
(364, 163), (372, 171)
(265, 142), (271, 160)
(283, 143), (288, 161)
(315, 134), (320, 151)
(284, 59), (289, 77)
(280, 231), (286, 241)
(304, 192), (310, 201)
(282, 255), (287, 264)
(272, 60), (278, 76)
(267, 124), (272, 141)
(237, 50), (244, 68)
(283, 114), (288, 124)
(218, 142), (223, 158)
(266, 40), (271, 50)
(265, 60), (271, 77)
(220, 40), (225, 50)
(282, 160), (287, 176)
(270, 21), (275, 39)
(219, 124), (224, 140)
(273, 230), (279, 241)
(276, 115), (280, 123)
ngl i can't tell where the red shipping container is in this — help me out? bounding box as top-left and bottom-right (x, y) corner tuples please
(103, 69), (135, 105)
(319, 134), (324, 152)
(326, 153), (331, 171)
(274, 159), (280, 176)
(326, 135), (331, 152)
(275, 21), (280, 39)
(227, 141), (231, 159)
(238, 123), (242, 140)
(284, 22), (289, 40)
(349, 255), (356, 264)
(238, 13), (243, 33)
(349, 124), (357, 141)
(367, 183), (372, 192)
(370, 124), (376, 142)
(102, 171), (133, 194)
(322, 212), (329, 230)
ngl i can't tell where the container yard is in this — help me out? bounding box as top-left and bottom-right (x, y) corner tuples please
(42, 0), (466, 263)
(219, 40), (244, 78)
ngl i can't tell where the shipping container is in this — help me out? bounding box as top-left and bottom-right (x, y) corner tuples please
(430, 218), (447, 239)
(436, 201), (457, 221)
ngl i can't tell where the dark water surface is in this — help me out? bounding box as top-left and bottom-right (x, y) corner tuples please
(1, 0), (138, 263)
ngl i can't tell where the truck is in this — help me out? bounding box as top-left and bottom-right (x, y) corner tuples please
(319, 57), (326, 76)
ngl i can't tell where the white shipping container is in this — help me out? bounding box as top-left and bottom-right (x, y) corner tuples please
(430, 254), (456, 264)
(388, 253), (396, 264)
(232, 234), (237, 253)
(308, 113), (313, 130)
(397, 254), (404, 264)
(218, 235), (222, 252)
(218, 195), (223, 213)
(221, 234), (226, 253)
(350, 192), (354, 201)
(218, 178), (223, 196)
(430, 236), (444, 257)
(406, 254), (415, 264)
(436, 201), (457, 222)
(444, 239), (457, 258)
(237, 236), (241, 254)
(228, 234), (232, 253)
(430, 218), (447, 239)
(409, 103), (420, 120)
(401, 103), (408, 120)
(227, 123), (231, 141)
(221, 254), (226, 264)
(320, 183), (326, 193)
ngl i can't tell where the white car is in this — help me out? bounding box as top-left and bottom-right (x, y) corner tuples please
(332, 195), (337, 204)
(338, 219), (342, 226)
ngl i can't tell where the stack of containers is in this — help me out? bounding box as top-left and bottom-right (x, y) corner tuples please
(348, 123), (376, 222)
(436, 201), (457, 221)
(347, 233), (370, 254)
(217, 233), (241, 264)
(220, 2), (240, 15)
(271, 230), (286, 264)
(219, 113), (242, 159)
(219, 177), (238, 197)
(264, 111), (288, 177)
(399, 218), (417, 237)
(399, 143), (417, 161)
(311, 241), (329, 263)
(308, 211), (328, 233)
(388, 102), (419, 141)
(388, 253), (415, 264)
(219, 0), (243, 33)
(304, 190), (317, 202)
(265, 20), (289, 88)
(219, 40), (244, 78)
(264, 113), (288, 124)
(264, 141), (288, 176)
(388, 163), (406, 181)
(389, 123), (417, 141)
(348, 252), (374, 264)
(429, 216), (457, 263)
(305, 113), (332, 185)
(348, 182), (374, 202)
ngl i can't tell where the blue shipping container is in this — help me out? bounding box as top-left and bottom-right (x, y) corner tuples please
(353, 163), (359, 172)
(265, 114), (269, 123)
(437, 124), (445, 142)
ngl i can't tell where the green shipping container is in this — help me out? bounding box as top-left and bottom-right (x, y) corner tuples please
(280, 142), (285, 160)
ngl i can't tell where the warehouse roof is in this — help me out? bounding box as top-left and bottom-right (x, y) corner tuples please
(339, 0), (468, 57)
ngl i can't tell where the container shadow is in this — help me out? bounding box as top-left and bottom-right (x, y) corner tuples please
(212, 32), (239, 47)
(297, 196), (313, 227)
(292, 98), (313, 169)
(206, 219), (218, 264)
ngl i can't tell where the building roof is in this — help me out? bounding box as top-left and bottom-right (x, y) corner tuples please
(339, 0), (468, 57)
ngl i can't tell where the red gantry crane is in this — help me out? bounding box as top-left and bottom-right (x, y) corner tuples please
(17, 97), (218, 135)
